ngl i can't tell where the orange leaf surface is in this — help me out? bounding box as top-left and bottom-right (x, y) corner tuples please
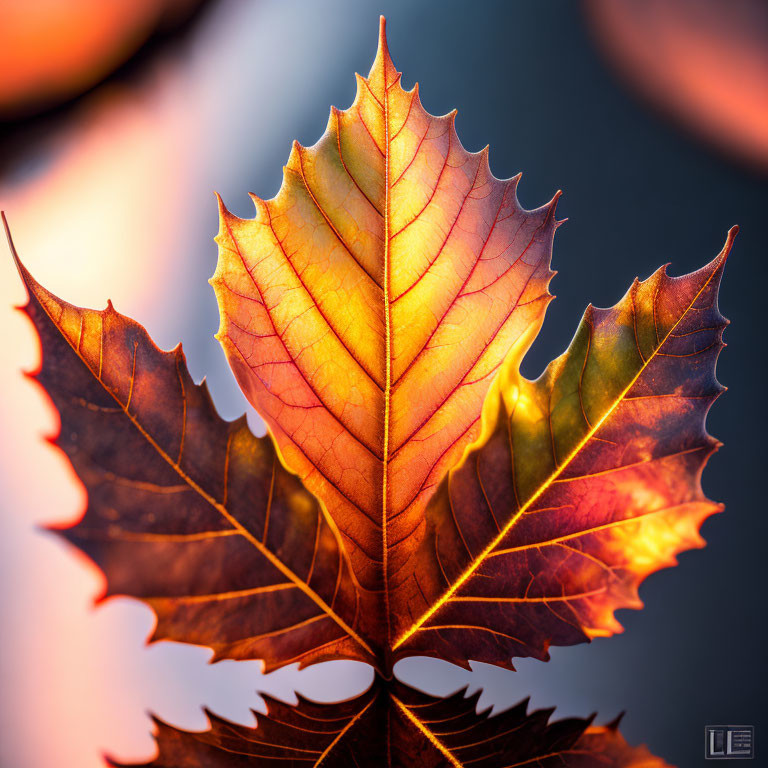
(212, 18), (560, 663)
(110, 679), (670, 768)
(212, 18), (731, 672)
(393, 230), (734, 666)
(7, 217), (373, 671)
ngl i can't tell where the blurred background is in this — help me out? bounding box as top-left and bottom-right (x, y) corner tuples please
(1, 1), (766, 766)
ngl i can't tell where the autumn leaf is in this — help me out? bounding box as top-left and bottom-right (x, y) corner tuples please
(109, 679), (670, 768)
(212, 16), (560, 664)
(5, 215), (374, 671)
(7, 14), (732, 767)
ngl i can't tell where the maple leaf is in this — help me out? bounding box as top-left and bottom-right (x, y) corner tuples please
(5, 215), (373, 671)
(109, 679), (670, 768)
(6, 14), (732, 768)
(212, 17), (733, 671)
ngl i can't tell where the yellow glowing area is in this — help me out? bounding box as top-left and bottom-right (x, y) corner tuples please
(212, 19), (560, 643)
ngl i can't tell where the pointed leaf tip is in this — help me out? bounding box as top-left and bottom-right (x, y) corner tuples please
(369, 14), (398, 86)
(378, 15), (388, 57)
(3, 213), (44, 306)
(2, 210), (25, 280)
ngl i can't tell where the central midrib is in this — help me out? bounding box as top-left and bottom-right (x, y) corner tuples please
(381, 66), (393, 654)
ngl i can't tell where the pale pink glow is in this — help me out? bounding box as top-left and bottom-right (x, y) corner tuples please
(0, 68), (201, 768)
(1, 76), (194, 315)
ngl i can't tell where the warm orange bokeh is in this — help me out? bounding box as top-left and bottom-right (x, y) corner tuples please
(0, 0), (199, 117)
(584, 0), (768, 171)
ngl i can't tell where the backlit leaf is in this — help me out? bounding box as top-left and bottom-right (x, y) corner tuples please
(110, 679), (670, 768)
(9, 16), (733, 736)
(212, 17), (560, 663)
